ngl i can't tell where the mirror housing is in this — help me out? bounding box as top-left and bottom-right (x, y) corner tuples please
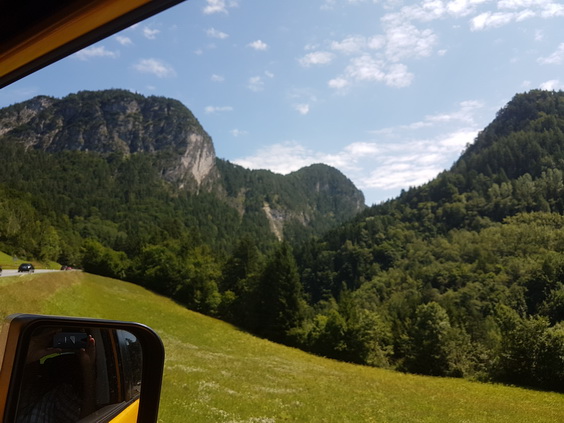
(0, 314), (165, 423)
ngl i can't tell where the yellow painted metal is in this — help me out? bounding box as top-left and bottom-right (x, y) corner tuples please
(0, 0), (151, 81)
(108, 399), (140, 423)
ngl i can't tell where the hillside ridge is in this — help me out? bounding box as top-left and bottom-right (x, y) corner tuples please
(0, 89), (366, 244)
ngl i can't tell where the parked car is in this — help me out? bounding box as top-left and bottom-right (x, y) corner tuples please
(0, 266), (2, 275)
(17, 263), (34, 273)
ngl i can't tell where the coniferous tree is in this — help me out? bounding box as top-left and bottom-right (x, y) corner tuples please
(253, 242), (305, 342)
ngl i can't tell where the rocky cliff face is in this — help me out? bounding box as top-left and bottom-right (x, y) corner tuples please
(0, 89), (366, 240)
(0, 89), (217, 189)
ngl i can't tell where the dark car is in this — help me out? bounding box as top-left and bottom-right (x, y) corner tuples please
(17, 263), (34, 273)
(0, 266), (2, 275)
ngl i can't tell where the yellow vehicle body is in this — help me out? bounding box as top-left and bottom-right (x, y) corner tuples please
(109, 400), (140, 423)
(0, 0), (186, 88)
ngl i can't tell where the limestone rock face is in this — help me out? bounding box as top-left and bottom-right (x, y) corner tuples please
(0, 89), (367, 240)
(0, 89), (218, 189)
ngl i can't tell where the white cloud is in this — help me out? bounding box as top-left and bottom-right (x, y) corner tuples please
(384, 64), (414, 88)
(328, 77), (350, 89)
(359, 128), (477, 190)
(539, 79), (563, 90)
(206, 28), (229, 39)
(446, 0), (487, 18)
(317, 0), (564, 98)
(345, 55), (386, 82)
(248, 40), (269, 51)
(331, 36), (367, 54)
(368, 36), (386, 50)
(321, 0), (380, 8)
(392, 1), (447, 22)
(75, 46), (119, 61)
(211, 74), (225, 82)
(299, 51), (335, 67)
(294, 104), (310, 115)
(143, 27), (160, 40)
(384, 23), (437, 61)
(115, 36), (133, 46)
(234, 141), (336, 174)
(231, 129), (248, 137)
(232, 126), (476, 195)
(540, 2), (564, 17)
(248, 76), (265, 92)
(470, 12), (509, 30)
(538, 43), (564, 65)
(339, 55), (414, 88)
(203, 0), (238, 14)
(205, 105), (234, 114)
(373, 100), (484, 133)
(133, 59), (176, 78)
(344, 142), (381, 156)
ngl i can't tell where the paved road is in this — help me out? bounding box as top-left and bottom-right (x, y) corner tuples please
(0, 269), (60, 278)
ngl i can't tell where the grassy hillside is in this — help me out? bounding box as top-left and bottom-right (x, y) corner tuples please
(1, 272), (563, 423)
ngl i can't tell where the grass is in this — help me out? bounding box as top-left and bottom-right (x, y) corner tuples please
(0, 250), (59, 270)
(2, 271), (564, 422)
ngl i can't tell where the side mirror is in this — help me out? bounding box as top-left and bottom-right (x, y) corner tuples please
(0, 314), (165, 423)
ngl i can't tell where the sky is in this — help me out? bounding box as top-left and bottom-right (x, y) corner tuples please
(1, 0), (564, 205)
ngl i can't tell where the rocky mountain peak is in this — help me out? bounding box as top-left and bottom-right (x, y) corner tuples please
(0, 89), (217, 189)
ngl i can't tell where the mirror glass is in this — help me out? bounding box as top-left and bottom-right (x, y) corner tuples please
(14, 326), (142, 423)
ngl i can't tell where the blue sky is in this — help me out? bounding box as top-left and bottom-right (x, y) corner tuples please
(1, 0), (564, 205)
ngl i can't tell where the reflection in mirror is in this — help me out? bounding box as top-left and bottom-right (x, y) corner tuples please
(15, 326), (142, 423)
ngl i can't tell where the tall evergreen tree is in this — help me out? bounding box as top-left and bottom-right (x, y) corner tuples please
(254, 242), (305, 342)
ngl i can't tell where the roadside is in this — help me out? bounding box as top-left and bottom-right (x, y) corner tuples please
(0, 268), (62, 278)
(0, 250), (67, 277)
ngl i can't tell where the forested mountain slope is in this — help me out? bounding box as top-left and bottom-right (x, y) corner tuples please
(0, 89), (365, 261)
(291, 90), (564, 392)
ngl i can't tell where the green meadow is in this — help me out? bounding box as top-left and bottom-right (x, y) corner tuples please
(1, 271), (562, 423)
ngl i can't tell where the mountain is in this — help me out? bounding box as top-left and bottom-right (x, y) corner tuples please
(0, 89), (217, 190)
(0, 89), (365, 251)
(291, 90), (564, 391)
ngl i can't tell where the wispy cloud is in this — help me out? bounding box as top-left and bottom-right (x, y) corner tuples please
(206, 28), (229, 39)
(115, 36), (133, 46)
(294, 104), (310, 115)
(328, 77), (350, 89)
(331, 36), (370, 54)
(75, 46), (119, 61)
(372, 100), (484, 133)
(203, 0), (238, 14)
(538, 43), (564, 65)
(246, 71), (274, 92)
(211, 74), (225, 82)
(358, 129), (478, 191)
(248, 76), (265, 92)
(230, 129), (248, 137)
(248, 40), (269, 51)
(331, 55), (414, 89)
(470, 12), (517, 30)
(311, 0), (564, 93)
(233, 101), (483, 203)
(299, 51), (335, 67)
(133, 59), (176, 78)
(143, 27), (160, 40)
(233, 127), (477, 202)
(205, 105), (234, 113)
